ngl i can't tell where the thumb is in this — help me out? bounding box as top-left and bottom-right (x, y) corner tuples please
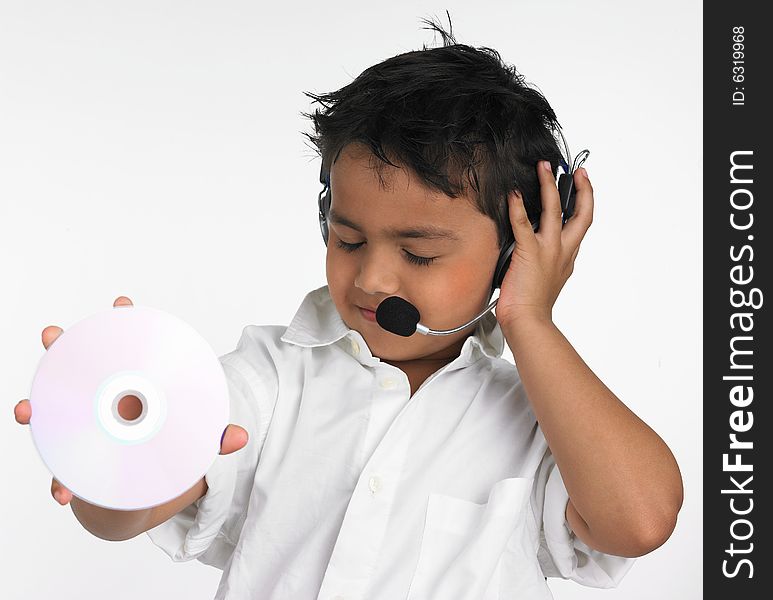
(219, 424), (249, 455)
(113, 296), (133, 307)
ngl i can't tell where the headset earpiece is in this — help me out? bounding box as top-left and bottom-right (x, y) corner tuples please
(489, 148), (589, 296)
(558, 172), (577, 223)
(318, 165), (331, 246)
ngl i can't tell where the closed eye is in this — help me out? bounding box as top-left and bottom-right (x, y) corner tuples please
(335, 240), (437, 267)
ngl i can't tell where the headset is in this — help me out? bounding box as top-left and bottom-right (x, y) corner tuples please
(317, 130), (589, 299)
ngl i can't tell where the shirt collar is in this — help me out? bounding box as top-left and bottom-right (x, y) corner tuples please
(280, 285), (505, 366)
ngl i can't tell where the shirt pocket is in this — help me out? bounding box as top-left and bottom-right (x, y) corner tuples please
(406, 477), (551, 600)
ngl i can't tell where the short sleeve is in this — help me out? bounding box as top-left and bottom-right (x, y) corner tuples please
(531, 450), (636, 588)
(146, 328), (278, 569)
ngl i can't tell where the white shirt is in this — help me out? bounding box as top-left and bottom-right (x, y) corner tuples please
(147, 285), (635, 599)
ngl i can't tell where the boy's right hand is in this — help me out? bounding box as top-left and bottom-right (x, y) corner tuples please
(13, 295), (250, 506)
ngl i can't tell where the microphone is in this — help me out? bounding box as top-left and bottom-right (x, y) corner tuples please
(375, 296), (499, 337)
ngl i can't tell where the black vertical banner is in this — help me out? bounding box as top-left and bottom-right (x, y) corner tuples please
(704, 2), (770, 597)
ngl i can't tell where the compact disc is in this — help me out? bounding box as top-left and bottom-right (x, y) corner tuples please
(28, 304), (229, 511)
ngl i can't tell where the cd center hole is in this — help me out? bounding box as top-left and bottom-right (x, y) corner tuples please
(117, 394), (143, 421)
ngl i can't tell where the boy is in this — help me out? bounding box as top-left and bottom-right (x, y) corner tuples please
(16, 16), (683, 600)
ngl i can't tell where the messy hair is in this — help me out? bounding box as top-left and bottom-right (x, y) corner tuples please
(300, 12), (566, 250)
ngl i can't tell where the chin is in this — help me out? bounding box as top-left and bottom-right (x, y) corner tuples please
(338, 306), (409, 356)
(367, 337), (418, 360)
(331, 289), (459, 360)
(359, 321), (453, 362)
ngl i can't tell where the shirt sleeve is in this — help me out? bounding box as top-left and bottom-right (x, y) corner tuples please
(531, 449), (636, 588)
(145, 327), (278, 569)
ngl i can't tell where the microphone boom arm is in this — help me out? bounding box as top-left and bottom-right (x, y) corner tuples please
(418, 297), (499, 336)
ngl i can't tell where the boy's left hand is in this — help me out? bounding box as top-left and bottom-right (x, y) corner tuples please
(495, 161), (593, 330)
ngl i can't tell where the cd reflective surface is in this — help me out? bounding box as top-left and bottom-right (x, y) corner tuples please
(29, 305), (229, 511)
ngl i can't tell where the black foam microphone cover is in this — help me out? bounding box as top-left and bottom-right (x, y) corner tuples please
(375, 297), (420, 337)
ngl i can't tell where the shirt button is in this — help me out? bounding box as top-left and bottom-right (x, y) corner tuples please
(350, 339), (360, 355)
(379, 378), (396, 389)
(368, 475), (382, 494)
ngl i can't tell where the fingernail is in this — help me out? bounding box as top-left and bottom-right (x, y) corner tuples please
(542, 160), (551, 172)
(581, 167), (588, 178)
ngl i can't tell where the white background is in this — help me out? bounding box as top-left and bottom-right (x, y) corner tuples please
(0, 1), (701, 598)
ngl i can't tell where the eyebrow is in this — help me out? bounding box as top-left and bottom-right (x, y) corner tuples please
(328, 208), (460, 241)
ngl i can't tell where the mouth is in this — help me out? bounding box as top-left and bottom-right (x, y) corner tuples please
(357, 305), (377, 322)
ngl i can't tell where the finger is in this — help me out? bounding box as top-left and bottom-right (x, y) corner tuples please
(507, 190), (537, 251)
(113, 296), (133, 307)
(536, 160), (563, 241)
(41, 298), (133, 349)
(219, 424), (249, 455)
(562, 168), (594, 249)
(566, 242), (581, 276)
(571, 242), (581, 264)
(14, 399), (31, 425)
(51, 478), (73, 505)
(41, 326), (63, 350)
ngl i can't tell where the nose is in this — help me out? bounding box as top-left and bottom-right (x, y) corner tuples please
(353, 246), (400, 297)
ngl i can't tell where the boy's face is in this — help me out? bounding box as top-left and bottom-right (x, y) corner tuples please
(326, 143), (501, 364)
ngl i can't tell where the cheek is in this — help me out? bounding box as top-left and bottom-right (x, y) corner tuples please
(423, 257), (496, 315)
(325, 250), (340, 289)
(325, 248), (356, 303)
(440, 257), (492, 293)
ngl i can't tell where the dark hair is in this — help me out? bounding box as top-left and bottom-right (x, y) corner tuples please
(300, 12), (566, 250)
